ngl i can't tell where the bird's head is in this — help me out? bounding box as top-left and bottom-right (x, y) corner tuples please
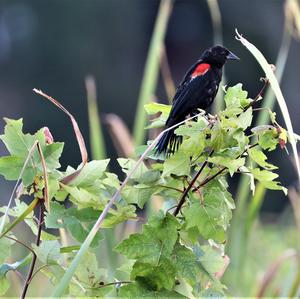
(200, 45), (239, 68)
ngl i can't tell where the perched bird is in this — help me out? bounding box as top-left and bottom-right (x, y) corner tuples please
(155, 45), (239, 155)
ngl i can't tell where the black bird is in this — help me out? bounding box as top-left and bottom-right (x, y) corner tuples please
(155, 45), (239, 155)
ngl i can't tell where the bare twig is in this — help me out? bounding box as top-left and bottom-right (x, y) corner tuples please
(252, 78), (269, 105)
(21, 201), (43, 299)
(4, 235), (35, 257)
(173, 150), (214, 216)
(36, 142), (49, 211)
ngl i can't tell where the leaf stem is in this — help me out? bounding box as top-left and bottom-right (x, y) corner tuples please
(20, 201), (43, 299)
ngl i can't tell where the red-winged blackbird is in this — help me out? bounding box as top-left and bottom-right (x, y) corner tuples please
(155, 45), (239, 155)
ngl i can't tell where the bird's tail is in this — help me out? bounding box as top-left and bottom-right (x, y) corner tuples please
(155, 127), (182, 156)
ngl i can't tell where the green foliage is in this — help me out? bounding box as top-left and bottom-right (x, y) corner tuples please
(0, 84), (288, 297)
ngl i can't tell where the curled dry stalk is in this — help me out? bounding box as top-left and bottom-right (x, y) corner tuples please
(33, 89), (88, 184)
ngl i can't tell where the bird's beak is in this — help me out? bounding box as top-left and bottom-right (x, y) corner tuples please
(227, 51), (240, 60)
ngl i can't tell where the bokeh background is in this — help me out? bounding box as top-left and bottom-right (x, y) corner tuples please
(0, 0), (299, 296)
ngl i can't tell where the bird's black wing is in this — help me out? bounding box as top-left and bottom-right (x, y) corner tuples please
(173, 60), (203, 103)
(166, 69), (216, 126)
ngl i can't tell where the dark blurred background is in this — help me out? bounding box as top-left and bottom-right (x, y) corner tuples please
(0, 0), (299, 213)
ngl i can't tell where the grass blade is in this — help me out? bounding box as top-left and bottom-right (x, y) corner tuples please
(207, 0), (226, 113)
(0, 197), (39, 239)
(235, 29), (300, 184)
(104, 113), (134, 158)
(85, 75), (106, 160)
(225, 25), (292, 286)
(133, 0), (173, 146)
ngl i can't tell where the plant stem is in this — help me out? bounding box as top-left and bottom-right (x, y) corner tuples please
(21, 200), (43, 299)
(173, 151), (213, 216)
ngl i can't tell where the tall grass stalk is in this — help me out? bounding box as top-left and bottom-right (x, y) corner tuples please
(226, 25), (292, 285)
(85, 76), (118, 278)
(207, 0), (226, 114)
(133, 0), (173, 146)
(85, 76), (106, 160)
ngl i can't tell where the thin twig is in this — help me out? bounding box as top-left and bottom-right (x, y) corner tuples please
(173, 150), (214, 216)
(157, 184), (183, 193)
(4, 235), (35, 257)
(27, 264), (50, 284)
(192, 143), (259, 193)
(192, 167), (226, 193)
(251, 78), (269, 105)
(98, 280), (132, 289)
(21, 201), (43, 299)
(36, 142), (49, 211)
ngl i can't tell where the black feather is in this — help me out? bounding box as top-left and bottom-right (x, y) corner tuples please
(155, 45), (239, 156)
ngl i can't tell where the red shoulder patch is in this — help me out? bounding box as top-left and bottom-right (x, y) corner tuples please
(191, 63), (211, 78)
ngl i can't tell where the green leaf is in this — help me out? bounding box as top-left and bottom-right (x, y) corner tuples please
(171, 242), (200, 286)
(69, 251), (111, 297)
(199, 288), (225, 297)
(115, 212), (180, 264)
(184, 181), (235, 242)
(251, 168), (287, 194)
(119, 281), (184, 298)
(208, 156), (245, 176)
(42, 142), (64, 171)
(174, 117), (208, 137)
(61, 183), (107, 210)
(258, 128), (278, 151)
(224, 83), (251, 108)
(248, 148), (277, 170)
(102, 204), (137, 228)
(144, 103), (171, 129)
(0, 118), (44, 157)
(68, 159), (110, 187)
(144, 102), (171, 117)
(32, 240), (61, 264)
(102, 172), (120, 189)
(122, 184), (155, 209)
(0, 156), (35, 186)
(117, 158), (148, 180)
(0, 118), (64, 186)
(131, 258), (176, 290)
(45, 202), (103, 247)
(237, 107), (253, 129)
(181, 134), (205, 159)
(162, 152), (190, 177)
(198, 245), (225, 275)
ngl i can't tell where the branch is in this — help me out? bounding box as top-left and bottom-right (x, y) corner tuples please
(251, 78), (269, 106)
(173, 150), (214, 216)
(21, 201), (43, 299)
